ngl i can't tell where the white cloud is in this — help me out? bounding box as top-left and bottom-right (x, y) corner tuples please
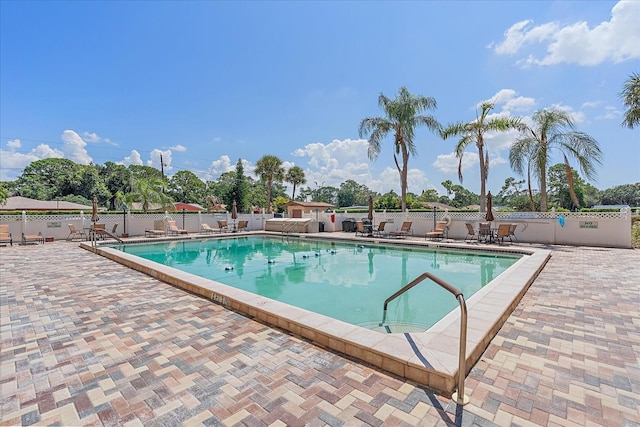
(121, 150), (143, 166)
(61, 130), (92, 164)
(596, 106), (622, 121)
(581, 101), (600, 109)
(491, 0), (640, 66)
(490, 20), (558, 55)
(0, 142), (63, 180)
(147, 149), (172, 171)
(550, 103), (586, 124)
(169, 144), (187, 152)
(82, 131), (115, 145)
(487, 89), (536, 113)
(7, 139), (21, 149)
(204, 157), (255, 181)
(432, 152), (474, 175)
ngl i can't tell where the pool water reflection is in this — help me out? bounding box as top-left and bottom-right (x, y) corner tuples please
(119, 236), (520, 331)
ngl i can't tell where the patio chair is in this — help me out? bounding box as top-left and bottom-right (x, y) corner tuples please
(90, 223), (106, 240)
(508, 223), (518, 243)
(0, 224), (13, 246)
(478, 222), (493, 243)
(167, 220), (188, 235)
(66, 224), (87, 241)
(236, 220), (248, 232)
(217, 220), (230, 233)
(464, 223), (479, 243)
(389, 221), (413, 239)
(355, 221), (368, 237)
(425, 221), (448, 241)
(21, 232), (44, 245)
(200, 223), (217, 233)
(145, 220), (166, 237)
(495, 223), (512, 245)
(372, 221), (387, 237)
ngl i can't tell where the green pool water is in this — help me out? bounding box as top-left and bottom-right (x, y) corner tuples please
(118, 236), (520, 331)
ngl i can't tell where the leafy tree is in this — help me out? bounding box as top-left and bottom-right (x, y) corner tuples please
(495, 177), (525, 206)
(284, 166), (306, 200)
(417, 189), (439, 203)
(441, 180), (454, 197)
(168, 170), (206, 203)
(77, 165), (111, 206)
(547, 163), (587, 210)
(449, 184), (478, 208)
(129, 165), (163, 181)
(375, 190), (400, 210)
(0, 183), (9, 205)
(231, 159), (249, 213)
(272, 196), (289, 213)
(336, 188), (355, 208)
(441, 101), (523, 212)
(359, 86), (440, 212)
(314, 185), (338, 205)
(254, 155), (285, 213)
(600, 183), (640, 206)
(14, 158), (81, 200)
(336, 180), (374, 207)
(620, 71), (640, 129)
(510, 108), (602, 211)
(102, 162), (131, 209)
(582, 183), (601, 208)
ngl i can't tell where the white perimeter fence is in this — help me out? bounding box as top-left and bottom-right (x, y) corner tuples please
(0, 208), (634, 248)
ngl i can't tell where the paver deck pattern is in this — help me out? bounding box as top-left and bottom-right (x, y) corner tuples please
(1, 239), (638, 426)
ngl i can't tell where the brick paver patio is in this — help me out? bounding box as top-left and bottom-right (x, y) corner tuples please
(1, 240), (638, 426)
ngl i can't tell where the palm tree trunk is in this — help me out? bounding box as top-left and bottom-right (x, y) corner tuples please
(564, 156), (580, 210)
(267, 178), (273, 213)
(478, 147), (486, 212)
(527, 165), (536, 211)
(540, 168), (548, 212)
(398, 149), (409, 212)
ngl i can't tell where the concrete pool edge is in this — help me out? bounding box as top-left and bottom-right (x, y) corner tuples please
(81, 236), (551, 396)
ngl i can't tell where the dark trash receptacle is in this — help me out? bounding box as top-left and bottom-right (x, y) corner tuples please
(342, 218), (357, 232)
(318, 222), (325, 232)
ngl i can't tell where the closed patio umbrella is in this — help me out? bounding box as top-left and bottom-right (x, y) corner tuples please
(485, 191), (494, 222)
(91, 196), (100, 224)
(231, 200), (238, 231)
(367, 195), (374, 236)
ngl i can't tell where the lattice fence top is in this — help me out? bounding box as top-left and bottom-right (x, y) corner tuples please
(0, 208), (631, 222)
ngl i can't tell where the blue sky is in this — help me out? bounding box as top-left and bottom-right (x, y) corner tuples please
(1, 1), (639, 198)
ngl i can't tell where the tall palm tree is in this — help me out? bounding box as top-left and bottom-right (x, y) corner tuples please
(254, 155), (285, 213)
(285, 165), (306, 200)
(620, 71), (640, 129)
(359, 86), (440, 212)
(441, 101), (524, 212)
(509, 108), (602, 212)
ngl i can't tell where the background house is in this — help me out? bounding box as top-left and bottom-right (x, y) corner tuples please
(280, 201), (334, 218)
(0, 196), (92, 211)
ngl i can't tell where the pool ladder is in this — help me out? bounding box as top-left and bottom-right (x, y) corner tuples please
(380, 272), (469, 406)
(281, 221), (298, 236)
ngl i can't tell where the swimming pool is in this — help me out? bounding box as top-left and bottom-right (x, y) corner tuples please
(118, 236), (520, 332)
(87, 233), (551, 395)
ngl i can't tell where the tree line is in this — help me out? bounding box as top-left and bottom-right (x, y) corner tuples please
(0, 155), (638, 214)
(1, 72), (638, 212)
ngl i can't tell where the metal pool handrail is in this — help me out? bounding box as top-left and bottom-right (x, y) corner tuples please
(380, 272), (470, 406)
